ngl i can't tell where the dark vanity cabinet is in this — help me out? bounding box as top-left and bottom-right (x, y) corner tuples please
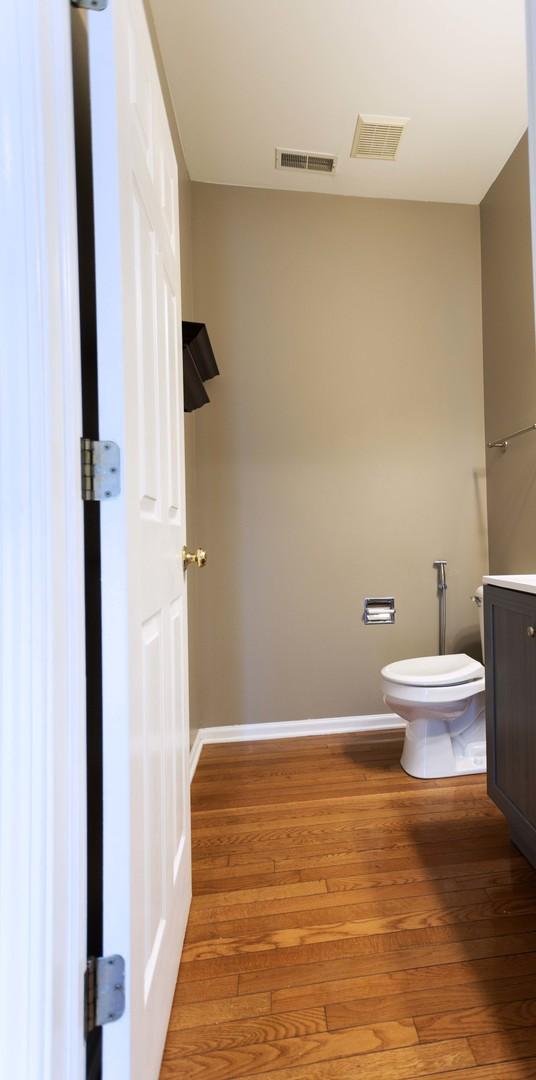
(485, 584), (536, 866)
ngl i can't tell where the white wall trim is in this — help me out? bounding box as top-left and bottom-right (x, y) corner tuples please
(0, 3), (86, 1078)
(190, 713), (405, 780)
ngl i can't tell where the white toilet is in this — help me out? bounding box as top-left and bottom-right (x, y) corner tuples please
(381, 587), (486, 779)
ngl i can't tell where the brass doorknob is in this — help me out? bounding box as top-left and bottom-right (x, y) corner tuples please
(182, 546), (207, 571)
(528, 626), (536, 638)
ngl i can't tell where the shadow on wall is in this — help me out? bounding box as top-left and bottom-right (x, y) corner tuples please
(486, 446), (536, 572)
(452, 627), (483, 664)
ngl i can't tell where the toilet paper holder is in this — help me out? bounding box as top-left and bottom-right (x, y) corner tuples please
(363, 597), (396, 625)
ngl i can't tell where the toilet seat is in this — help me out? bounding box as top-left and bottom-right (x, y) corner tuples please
(381, 673), (485, 706)
(381, 653), (484, 688)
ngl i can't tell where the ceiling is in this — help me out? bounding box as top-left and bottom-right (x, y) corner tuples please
(149, 0), (528, 205)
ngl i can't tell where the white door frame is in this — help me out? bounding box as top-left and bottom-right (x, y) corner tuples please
(0, 4), (86, 1080)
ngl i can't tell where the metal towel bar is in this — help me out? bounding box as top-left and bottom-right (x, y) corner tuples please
(487, 422), (536, 452)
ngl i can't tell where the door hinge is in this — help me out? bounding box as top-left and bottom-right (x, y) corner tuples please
(81, 439), (121, 502)
(71, 0), (108, 10)
(85, 955), (126, 1039)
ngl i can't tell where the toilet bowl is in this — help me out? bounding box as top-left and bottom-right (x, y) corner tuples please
(381, 653), (485, 778)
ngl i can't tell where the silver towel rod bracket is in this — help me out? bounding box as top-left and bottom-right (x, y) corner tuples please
(488, 422), (536, 452)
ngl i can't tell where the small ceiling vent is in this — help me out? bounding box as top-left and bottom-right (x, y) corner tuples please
(351, 114), (409, 161)
(275, 148), (337, 174)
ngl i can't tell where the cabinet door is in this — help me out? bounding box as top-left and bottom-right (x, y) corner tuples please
(485, 585), (536, 857)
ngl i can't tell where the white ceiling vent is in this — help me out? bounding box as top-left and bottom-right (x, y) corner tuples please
(275, 148), (337, 174)
(351, 114), (410, 161)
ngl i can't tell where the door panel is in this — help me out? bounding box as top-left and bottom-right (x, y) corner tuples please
(494, 602), (536, 821)
(486, 585), (536, 865)
(89, 1), (191, 1076)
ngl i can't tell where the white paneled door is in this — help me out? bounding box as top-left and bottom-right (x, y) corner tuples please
(88, 2), (191, 1077)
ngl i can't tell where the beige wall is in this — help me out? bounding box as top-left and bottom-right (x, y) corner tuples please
(191, 183), (488, 728)
(481, 134), (536, 573)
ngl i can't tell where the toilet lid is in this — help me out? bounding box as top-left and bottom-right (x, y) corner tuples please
(381, 653), (484, 687)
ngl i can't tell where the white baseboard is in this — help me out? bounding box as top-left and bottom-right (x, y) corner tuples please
(189, 729), (205, 783)
(189, 713), (405, 782)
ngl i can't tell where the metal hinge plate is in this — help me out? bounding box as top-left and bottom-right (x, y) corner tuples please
(81, 439), (121, 501)
(85, 955), (125, 1039)
(71, 0), (108, 10)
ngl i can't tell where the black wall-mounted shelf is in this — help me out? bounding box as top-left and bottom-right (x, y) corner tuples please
(182, 322), (219, 412)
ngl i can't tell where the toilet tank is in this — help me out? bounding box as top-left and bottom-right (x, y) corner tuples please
(473, 585), (485, 662)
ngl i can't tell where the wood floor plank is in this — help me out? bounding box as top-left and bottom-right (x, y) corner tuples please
(488, 882), (536, 901)
(192, 778), (484, 811)
(184, 903), (530, 964)
(162, 1019), (418, 1078)
(195, 757), (406, 786)
(469, 1026), (536, 1065)
(197, 732), (404, 761)
(162, 1008), (327, 1057)
(183, 887), (520, 952)
(192, 808), (500, 840)
(192, 763), (439, 788)
(194, 755), (405, 780)
(285, 836), (516, 875)
(194, 871), (302, 898)
(271, 951), (536, 1012)
(178, 914), (536, 982)
(238, 930), (536, 996)
(167, 993), (271, 1033)
(161, 730), (536, 1079)
(229, 853), (281, 867)
(191, 821), (505, 861)
(192, 782), (487, 822)
(415, 996), (536, 1043)
(189, 875), (518, 928)
(192, 766), (455, 798)
(172, 975), (239, 1006)
(191, 879), (327, 913)
(200, 1038), (476, 1080)
(192, 799), (500, 838)
(194, 861), (275, 882)
(415, 1062), (536, 1080)
(192, 855), (230, 870)
(324, 856), (530, 893)
(192, 868), (536, 928)
(191, 780), (498, 816)
(192, 859), (274, 876)
(326, 974), (536, 1030)
(194, 769), (411, 794)
(191, 804), (500, 841)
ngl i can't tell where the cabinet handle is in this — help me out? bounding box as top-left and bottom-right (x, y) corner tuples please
(528, 626), (536, 638)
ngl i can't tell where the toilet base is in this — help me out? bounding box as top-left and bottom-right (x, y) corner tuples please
(401, 730), (486, 779)
(386, 691), (486, 780)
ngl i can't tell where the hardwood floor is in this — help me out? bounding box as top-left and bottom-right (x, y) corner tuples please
(160, 729), (536, 1079)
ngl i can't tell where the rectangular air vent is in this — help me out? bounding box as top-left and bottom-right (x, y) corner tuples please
(351, 114), (409, 161)
(275, 148), (337, 174)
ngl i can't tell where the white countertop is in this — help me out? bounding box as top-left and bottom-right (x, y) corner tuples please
(484, 574), (536, 595)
